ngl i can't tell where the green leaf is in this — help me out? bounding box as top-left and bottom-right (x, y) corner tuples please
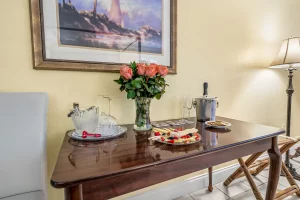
(120, 86), (125, 92)
(125, 83), (134, 90)
(132, 80), (142, 89)
(148, 81), (155, 85)
(155, 93), (162, 100)
(143, 83), (153, 94)
(137, 91), (141, 97)
(127, 90), (136, 99)
(131, 61), (137, 71)
(114, 78), (123, 84)
(153, 86), (161, 94)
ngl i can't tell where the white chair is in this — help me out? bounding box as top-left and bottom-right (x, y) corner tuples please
(0, 93), (48, 200)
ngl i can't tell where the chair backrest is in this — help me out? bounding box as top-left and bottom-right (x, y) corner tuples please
(0, 93), (48, 198)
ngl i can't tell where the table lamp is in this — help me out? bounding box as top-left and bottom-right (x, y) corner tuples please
(270, 37), (300, 180)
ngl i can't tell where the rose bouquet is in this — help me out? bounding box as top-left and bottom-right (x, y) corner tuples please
(114, 62), (169, 131)
(114, 62), (169, 99)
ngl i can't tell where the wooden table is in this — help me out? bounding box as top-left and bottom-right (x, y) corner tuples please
(51, 117), (284, 200)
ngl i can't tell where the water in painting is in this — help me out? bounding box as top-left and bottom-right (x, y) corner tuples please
(57, 0), (163, 54)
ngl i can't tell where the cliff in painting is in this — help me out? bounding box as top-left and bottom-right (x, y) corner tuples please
(58, 0), (163, 54)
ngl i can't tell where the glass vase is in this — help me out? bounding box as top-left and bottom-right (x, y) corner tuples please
(133, 97), (152, 131)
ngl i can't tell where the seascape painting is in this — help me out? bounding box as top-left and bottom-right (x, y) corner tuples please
(58, 0), (163, 54)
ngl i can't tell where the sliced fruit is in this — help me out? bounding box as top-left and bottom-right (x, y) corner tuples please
(154, 132), (161, 136)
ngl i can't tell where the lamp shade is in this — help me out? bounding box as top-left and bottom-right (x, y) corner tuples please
(270, 37), (300, 68)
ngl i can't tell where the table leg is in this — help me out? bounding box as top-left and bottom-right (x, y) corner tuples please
(266, 137), (282, 200)
(208, 167), (213, 192)
(64, 184), (83, 200)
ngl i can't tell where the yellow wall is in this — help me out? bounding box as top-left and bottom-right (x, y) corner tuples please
(1, 0), (300, 199)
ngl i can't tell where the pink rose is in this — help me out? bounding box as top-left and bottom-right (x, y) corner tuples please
(137, 63), (146, 75)
(120, 65), (133, 80)
(145, 64), (158, 77)
(158, 65), (169, 77)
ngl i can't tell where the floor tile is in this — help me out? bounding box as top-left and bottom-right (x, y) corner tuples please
(258, 168), (269, 178)
(290, 159), (300, 169)
(230, 189), (264, 200)
(215, 180), (251, 198)
(278, 176), (292, 187)
(257, 183), (286, 195)
(173, 195), (194, 200)
(190, 187), (229, 200)
(240, 175), (268, 187)
(278, 175), (300, 188)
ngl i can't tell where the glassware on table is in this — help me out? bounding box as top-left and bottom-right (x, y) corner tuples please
(179, 96), (188, 124)
(186, 95), (195, 124)
(179, 96), (195, 124)
(98, 95), (117, 127)
(71, 106), (99, 135)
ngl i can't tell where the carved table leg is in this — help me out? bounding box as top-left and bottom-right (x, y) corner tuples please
(65, 184), (83, 200)
(208, 167), (213, 192)
(266, 137), (282, 200)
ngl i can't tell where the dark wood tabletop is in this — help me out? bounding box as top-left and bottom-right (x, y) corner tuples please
(51, 117), (284, 200)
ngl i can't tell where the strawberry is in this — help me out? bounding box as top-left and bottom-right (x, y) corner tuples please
(161, 137), (165, 142)
(167, 140), (174, 144)
(154, 132), (161, 136)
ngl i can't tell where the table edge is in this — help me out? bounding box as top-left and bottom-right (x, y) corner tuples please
(51, 129), (284, 188)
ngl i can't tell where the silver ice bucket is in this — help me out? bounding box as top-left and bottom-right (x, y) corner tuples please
(193, 97), (218, 122)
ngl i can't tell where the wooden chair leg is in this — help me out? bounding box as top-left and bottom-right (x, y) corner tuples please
(251, 143), (295, 176)
(224, 152), (263, 186)
(281, 161), (300, 197)
(208, 167), (213, 192)
(238, 158), (263, 200)
(251, 162), (269, 176)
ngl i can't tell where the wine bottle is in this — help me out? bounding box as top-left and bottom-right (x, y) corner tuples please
(203, 82), (208, 96)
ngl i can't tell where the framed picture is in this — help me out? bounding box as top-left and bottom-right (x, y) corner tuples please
(30, 0), (177, 73)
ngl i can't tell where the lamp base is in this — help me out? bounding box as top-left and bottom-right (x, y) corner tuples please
(281, 160), (300, 181)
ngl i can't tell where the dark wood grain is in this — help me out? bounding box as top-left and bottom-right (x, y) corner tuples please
(208, 167), (213, 192)
(64, 185), (83, 200)
(266, 137), (282, 199)
(51, 117), (284, 200)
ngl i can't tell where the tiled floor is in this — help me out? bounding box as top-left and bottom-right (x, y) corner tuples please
(174, 154), (300, 200)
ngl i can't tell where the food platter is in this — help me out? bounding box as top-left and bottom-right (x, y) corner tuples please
(205, 121), (231, 129)
(149, 127), (202, 146)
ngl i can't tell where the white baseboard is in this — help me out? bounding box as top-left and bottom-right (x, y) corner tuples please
(125, 145), (299, 200)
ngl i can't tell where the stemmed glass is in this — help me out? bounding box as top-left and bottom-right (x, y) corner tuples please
(179, 96), (188, 124)
(98, 95), (117, 127)
(99, 140), (118, 169)
(186, 95), (194, 123)
(181, 95), (194, 124)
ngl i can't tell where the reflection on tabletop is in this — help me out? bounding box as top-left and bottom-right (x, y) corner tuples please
(120, 131), (161, 169)
(67, 134), (127, 168)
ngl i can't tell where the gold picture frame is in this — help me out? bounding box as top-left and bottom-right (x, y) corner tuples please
(29, 0), (177, 73)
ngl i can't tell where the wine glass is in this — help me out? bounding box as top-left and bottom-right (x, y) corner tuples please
(179, 96), (188, 124)
(98, 95), (118, 127)
(186, 96), (194, 123)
